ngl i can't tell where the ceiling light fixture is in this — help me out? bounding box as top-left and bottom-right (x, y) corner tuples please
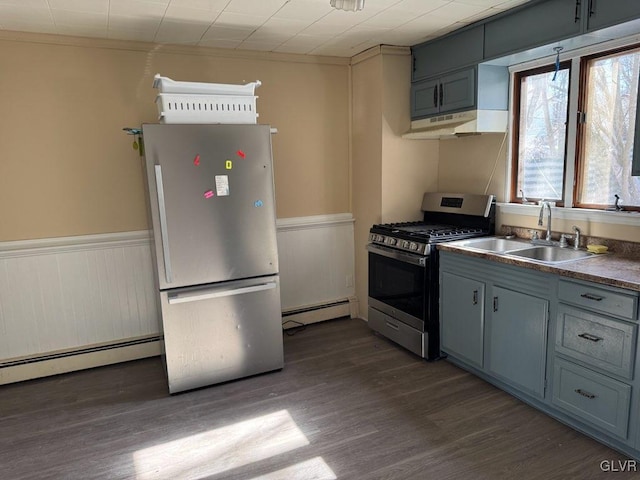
(330, 0), (365, 12)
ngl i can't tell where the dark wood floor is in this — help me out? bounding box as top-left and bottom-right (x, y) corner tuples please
(0, 318), (635, 479)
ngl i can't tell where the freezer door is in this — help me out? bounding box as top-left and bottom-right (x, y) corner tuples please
(160, 275), (284, 394)
(143, 124), (278, 289)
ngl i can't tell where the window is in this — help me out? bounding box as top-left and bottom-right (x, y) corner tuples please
(513, 63), (570, 204)
(512, 44), (640, 211)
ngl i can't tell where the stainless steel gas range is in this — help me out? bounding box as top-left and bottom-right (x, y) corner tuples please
(367, 192), (495, 359)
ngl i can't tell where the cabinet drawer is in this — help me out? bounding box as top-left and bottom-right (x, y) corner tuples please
(552, 359), (631, 439)
(556, 305), (637, 379)
(558, 280), (638, 320)
(368, 307), (425, 358)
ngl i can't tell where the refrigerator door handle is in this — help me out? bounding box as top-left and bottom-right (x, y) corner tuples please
(168, 281), (277, 305)
(154, 165), (173, 284)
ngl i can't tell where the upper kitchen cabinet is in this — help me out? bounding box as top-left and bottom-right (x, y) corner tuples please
(634, 89), (640, 176)
(484, 0), (581, 60)
(412, 25), (484, 82)
(410, 64), (508, 120)
(411, 67), (475, 119)
(583, 0), (640, 33)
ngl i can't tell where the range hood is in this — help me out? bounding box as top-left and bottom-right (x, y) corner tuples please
(403, 109), (508, 140)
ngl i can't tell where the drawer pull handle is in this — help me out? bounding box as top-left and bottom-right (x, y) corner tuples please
(385, 321), (400, 331)
(472, 290), (478, 305)
(578, 333), (602, 342)
(575, 388), (597, 400)
(493, 296), (498, 312)
(580, 293), (604, 301)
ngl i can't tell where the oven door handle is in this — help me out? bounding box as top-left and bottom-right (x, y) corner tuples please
(367, 244), (426, 267)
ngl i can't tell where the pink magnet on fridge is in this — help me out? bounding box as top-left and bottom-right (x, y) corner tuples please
(204, 190), (214, 199)
(236, 150), (245, 158)
(193, 154), (201, 166)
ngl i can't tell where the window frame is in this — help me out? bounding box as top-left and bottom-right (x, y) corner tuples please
(573, 43), (640, 212)
(509, 39), (640, 212)
(510, 61), (572, 207)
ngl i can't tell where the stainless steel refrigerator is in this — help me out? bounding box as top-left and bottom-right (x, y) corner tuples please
(141, 123), (284, 394)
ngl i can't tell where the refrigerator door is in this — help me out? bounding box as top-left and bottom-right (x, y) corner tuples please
(159, 275), (284, 393)
(143, 124), (278, 290)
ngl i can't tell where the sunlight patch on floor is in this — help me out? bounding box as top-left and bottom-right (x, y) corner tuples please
(249, 456), (337, 480)
(133, 409), (310, 479)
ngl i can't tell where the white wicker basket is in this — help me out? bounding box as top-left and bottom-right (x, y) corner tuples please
(153, 74), (261, 96)
(155, 93), (258, 124)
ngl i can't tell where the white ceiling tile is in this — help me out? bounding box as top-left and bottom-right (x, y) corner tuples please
(168, 0), (230, 9)
(237, 39), (282, 51)
(56, 24), (108, 37)
(155, 19), (210, 43)
(0, 0), (48, 7)
(214, 11), (268, 29)
(108, 14), (162, 33)
(272, 1), (333, 21)
(246, 29), (290, 43)
(51, 10), (108, 27)
(48, 0), (108, 14)
(428, 1), (487, 20)
(107, 27), (157, 42)
(0, 0), (530, 57)
(201, 25), (253, 40)
(362, 9), (418, 29)
(198, 38), (243, 48)
(259, 17), (308, 35)
(164, 4), (221, 22)
(109, 0), (168, 17)
(492, 0), (529, 10)
(225, 0), (289, 17)
(394, 0), (452, 15)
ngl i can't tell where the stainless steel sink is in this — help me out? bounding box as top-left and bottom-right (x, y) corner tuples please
(453, 237), (530, 253)
(505, 246), (596, 264)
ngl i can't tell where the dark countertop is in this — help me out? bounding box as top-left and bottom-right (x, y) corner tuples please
(438, 242), (640, 293)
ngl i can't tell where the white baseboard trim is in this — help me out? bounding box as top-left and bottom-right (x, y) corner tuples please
(281, 297), (357, 329)
(0, 340), (161, 386)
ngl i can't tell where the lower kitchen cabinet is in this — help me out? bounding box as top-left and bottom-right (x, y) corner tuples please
(486, 286), (548, 399)
(439, 250), (640, 460)
(440, 252), (551, 401)
(440, 271), (485, 368)
(553, 357), (631, 440)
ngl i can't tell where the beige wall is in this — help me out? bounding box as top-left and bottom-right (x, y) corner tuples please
(439, 132), (640, 241)
(0, 32), (350, 241)
(352, 52), (383, 315)
(381, 52), (439, 223)
(438, 133), (508, 200)
(351, 47), (439, 317)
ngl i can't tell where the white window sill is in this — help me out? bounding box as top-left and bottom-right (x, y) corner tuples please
(497, 203), (640, 226)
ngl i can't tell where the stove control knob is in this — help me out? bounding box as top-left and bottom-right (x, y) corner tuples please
(385, 237), (397, 246)
(409, 242), (418, 251)
(401, 240), (410, 249)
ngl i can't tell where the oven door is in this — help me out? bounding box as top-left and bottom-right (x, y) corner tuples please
(367, 244), (428, 331)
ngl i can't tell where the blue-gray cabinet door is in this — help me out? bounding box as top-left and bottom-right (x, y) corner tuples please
(440, 68), (476, 113)
(412, 25), (484, 82)
(486, 286), (549, 399)
(484, 0), (581, 60)
(411, 77), (440, 119)
(440, 271), (485, 368)
(584, 0), (640, 32)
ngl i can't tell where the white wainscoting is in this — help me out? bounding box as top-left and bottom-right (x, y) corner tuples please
(277, 214), (356, 326)
(0, 214), (355, 383)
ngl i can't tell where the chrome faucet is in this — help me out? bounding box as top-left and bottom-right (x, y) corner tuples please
(572, 225), (581, 250)
(538, 201), (552, 241)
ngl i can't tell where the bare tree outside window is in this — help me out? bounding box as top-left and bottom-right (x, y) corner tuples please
(515, 66), (570, 202)
(579, 48), (640, 208)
